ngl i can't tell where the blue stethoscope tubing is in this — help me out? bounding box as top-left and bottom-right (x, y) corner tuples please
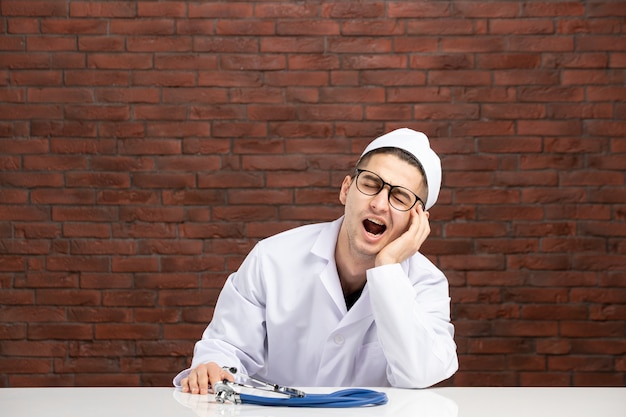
(238, 388), (388, 408)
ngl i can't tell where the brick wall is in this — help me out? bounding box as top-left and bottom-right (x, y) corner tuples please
(1, 1), (625, 387)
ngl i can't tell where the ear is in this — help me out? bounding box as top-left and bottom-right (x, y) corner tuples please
(338, 175), (352, 205)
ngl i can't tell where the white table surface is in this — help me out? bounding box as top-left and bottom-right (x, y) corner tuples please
(1, 386), (625, 417)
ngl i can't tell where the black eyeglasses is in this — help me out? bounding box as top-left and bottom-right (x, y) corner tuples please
(354, 169), (424, 212)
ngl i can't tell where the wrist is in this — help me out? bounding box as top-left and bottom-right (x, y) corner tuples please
(375, 253), (396, 267)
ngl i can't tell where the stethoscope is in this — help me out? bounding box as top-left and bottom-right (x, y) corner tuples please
(213, 367), (388, 408)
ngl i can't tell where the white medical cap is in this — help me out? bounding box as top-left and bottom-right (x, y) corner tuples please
(360, 128), (441, 210)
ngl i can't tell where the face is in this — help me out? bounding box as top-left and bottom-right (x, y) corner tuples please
(338, 153), (426, 261)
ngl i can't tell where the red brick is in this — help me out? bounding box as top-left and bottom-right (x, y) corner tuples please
(217, 20), (274, 36)
(54, 357), (118, 374)
(156, 55), (217, 71)
(265, 71), (329, 87)
(42, 18), (107, 35)
(537, 338), (572, 355)
(161, 87), (228, 104)
(95, 324), (159, 340)
(188, 3), (252, 18)
(14, 223), (61, 239)
(133, 274), (197, 290)
(574, 373), (625, 387)
(65, 104), (130, 121)
(388, 2), (451, 18)
(51, 52), (85, 69)
(0, 358), (52, 374)
(95, 88), (159, 104)
(247, 105), (297, 121)
(163, 323), (206, 340)
(138, 239), (202, 255)
(65, 69), (130, 86)
(460, 354), (507, 371)
(510, 355), (547, 371)
(11, 70), (61, 86)
(393, 37), (439, 53)
(117, 138), (182, 155)
(221, 54), (286, 71)
(260, 37), (321, 54)
(276, 20), (339, 36)
(75, 373), (140, 387)
(133, 105), (187, 120)
(138, 2), (186, 18)
(0, 205), (50, 222)
(572, 339), (626, 355)
(67, 340), (133, 358)
(286, 140), (346, 156)
(77, 273), (131, 289)
(269, 122), (334, 139)
(1, 340), (67, 357)
(45, 256), (109, 273)
(241, 155), (306, 171)
(0, 103), (64, 119)
(109, 19), (174, 35)
(442, 37), (507, 53)
(110, 256), (159, 273)
(137, 340), (194, 356)
(345, 18), (402, 35)
(3, 1), (67, 17)
(520, 372), (571, 386)
(344, 54), (407, 70)
(493, 19), (556, 35)
(120, 356), (181, 373)
(78, 35), (125, 51)
(181, 222), (243, 240)
(67, 307), (131, 323)
(453, 371), (517, 387)
(0, 189), (26, 205)
(549, 356), (614, 372)
(158, 289), (221, 307)
(29, 323), (93, 340)
(522, 304), (589, 320)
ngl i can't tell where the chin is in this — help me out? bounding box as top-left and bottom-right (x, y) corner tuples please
(356, 239), (385, 258)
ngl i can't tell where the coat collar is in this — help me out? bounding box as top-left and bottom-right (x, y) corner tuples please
(311, 217), (373, 325)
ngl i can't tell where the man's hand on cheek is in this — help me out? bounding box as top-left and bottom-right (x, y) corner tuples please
(375, 205), (430, 267)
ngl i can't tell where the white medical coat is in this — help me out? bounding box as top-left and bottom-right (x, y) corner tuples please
(173, 217), (458, 388)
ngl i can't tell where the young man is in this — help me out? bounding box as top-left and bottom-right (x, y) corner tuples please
(174, 128), (458, 393)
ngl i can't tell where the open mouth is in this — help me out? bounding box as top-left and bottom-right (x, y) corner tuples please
(363, 218), (386, 236)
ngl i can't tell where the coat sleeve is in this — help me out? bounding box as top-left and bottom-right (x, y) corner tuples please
(173, 245), (267, 387)
(366, 262), (458, 388)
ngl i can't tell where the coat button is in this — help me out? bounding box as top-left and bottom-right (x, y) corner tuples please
(333, 334), (345, 345)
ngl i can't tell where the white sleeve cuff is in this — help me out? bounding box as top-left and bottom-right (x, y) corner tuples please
(172, 368), (191, 388)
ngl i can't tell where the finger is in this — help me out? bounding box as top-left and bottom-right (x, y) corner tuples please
(207, 363), (234, 393)
(187, 369), (200, 394)
(207, 363), (222, 393)
(413, 205), (430, 247)
(420, 213), (430, 240)
(196, 365), (210, 395)
(181, 377), (190, 393)
(416, 202), (426, 218)
(409, 205), (423, 233)
(222, 368), (235, 382)
(417, 204), (430, 226)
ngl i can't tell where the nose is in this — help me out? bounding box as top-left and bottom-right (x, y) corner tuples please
(369, 185), (391, 211)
